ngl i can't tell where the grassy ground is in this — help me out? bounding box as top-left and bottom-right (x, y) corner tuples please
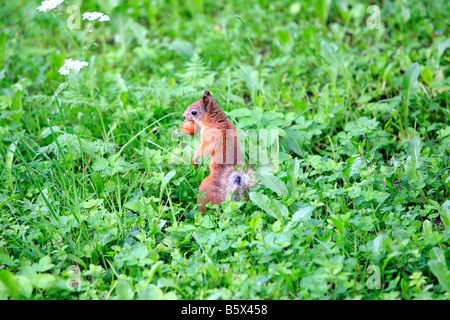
(0, 0), (449, 300)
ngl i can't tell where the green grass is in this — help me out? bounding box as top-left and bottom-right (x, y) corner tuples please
(0, 0), (449, 300)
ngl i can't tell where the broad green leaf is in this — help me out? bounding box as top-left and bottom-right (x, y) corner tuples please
(227, 108), (253, 118)
(249, 214), (262, 232)
(0, 270), (16, 297)
(272, 220), (281, 232)
(125, 197), (158, 218)
(35, 255), (55, 272)
(272, 199), (289, 219)
(348, 156), (363, 179)
(0, 253), (18, 267)
(249, 191), (283, 221)
(82, 198), (103, 209)
(291, 206), (314, 222)
(203, 263), (218, 282)
(422, 220), (432, 237)
(427, 247), (449, 292)
(11, 90), (23, 122)
(371, 235), (384, 257)
(0, 271), (32, 299)
(67, 254), (88, 270)
(0, 95), (12, 109)
(439, 200), (450, 227)
(429, 247), (446, 264)
(142, 147), (152, 173)
(166, 39), (194, 58)
(436, 38), (450, 59)
(400, 278), (409, 299)
(428, 260), (450, 293)
(258, 174), (288, 197)
(315, 0), (331, 22)
(33, 274), (55, 290)
(40, 126), (61, 138)
(285, 129), (305, 156)
(201, 215), (215, 229)
(161, 170), (176, 193)
(320, 40), (344, 71)
(116, 280), (135, 300)
(328, 216), (345, 234)
(287, 158), (300, 191)
(407, 137), (422, 169)
(92, 158), (114, 175)
(421, 67), (433, 85)
(157, 278), (181, 291)
(138, 284), (163, 300)
(277, 29), (291, 44)
(236, 65), (260, 101)
(402, 62), (420, 100)
(13, 276), (33, 299)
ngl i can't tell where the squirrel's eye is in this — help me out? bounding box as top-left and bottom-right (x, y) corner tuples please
(191, 110), (197, 116)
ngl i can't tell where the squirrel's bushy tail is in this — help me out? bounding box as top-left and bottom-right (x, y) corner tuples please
(223, 166), (257, 201)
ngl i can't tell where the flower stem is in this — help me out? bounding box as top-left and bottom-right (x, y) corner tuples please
(87, 85), (108, 139)
(58, 15), (84, 60)
(57, 14), (107, 139)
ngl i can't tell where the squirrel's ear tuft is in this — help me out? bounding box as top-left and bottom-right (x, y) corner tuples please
(202, 91), (211, 110)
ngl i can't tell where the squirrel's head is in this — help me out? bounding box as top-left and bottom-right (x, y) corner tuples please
(182, 90), (213, 123)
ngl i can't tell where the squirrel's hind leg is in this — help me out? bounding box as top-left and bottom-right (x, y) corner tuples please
(197, 175), (225, 213)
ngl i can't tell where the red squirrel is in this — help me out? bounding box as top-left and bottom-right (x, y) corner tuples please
(182, 90), (255, 213)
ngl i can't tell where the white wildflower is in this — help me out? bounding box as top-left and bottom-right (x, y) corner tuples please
(82, 12), (110, 22)
(99, 15), (110, 22)
(36, 0), (64, 12)
(58, 59), (89, 76)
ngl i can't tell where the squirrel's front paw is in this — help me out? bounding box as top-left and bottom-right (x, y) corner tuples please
(192, 159), (198, 169)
